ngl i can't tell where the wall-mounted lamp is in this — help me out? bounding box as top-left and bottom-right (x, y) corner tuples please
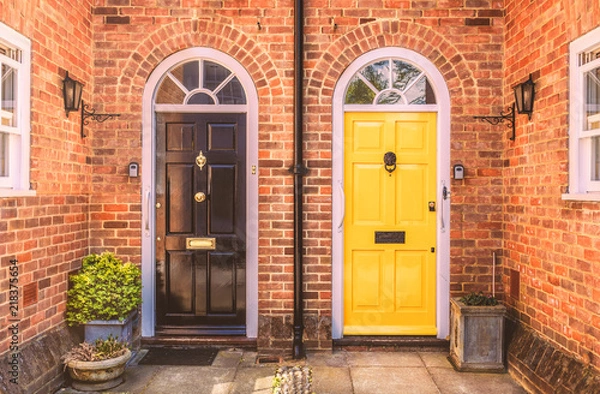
(473, 74), (535, 141)
(513, 74), (535, 120)
(62, 72), (121, 138)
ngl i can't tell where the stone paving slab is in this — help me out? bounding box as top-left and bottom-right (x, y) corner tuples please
(352, 367), (440, 394)
(347, 351), (425, 367)
(56, 349), (528, 394)
(430, 367), (527, 394)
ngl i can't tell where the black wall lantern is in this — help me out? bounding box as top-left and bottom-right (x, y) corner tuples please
(62, 72), (121, 138)
(514, 74), (535, 120)
(474, 74), (535, 141)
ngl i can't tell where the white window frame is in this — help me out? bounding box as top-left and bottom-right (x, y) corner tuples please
(0, 22), (32, 197)
(564, 26), (600, 202)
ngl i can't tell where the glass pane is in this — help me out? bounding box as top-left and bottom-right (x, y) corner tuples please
(171, 61), (199, 91)
(361, 60), (389, 91)
(156, 76), (186, 104)
(593, 136), (600, 181)
(216, 76), (246, 104)
(376, 90), (403, 105)
(2, 64), (16, 127)
(0, 132), (8, 177)
(585, 65), (600, 131)
(203, 61), (230, 91)
(345, 75), (376, 104)
(188, 92), (215, 104)
(404, 77), (428, 105)
(392, 60), (422, 91)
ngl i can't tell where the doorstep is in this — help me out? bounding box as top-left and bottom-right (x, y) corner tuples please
(141, 335), (257, 349)
(333, 336), (450, 352)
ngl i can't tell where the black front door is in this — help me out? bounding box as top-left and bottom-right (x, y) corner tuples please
(155, 112), (246, 335)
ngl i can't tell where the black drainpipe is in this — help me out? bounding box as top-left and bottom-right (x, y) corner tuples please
(291, 0), (307, 360)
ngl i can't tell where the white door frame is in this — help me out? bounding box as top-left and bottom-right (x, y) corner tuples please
(331, 47), (451, 339)
(141, 47), (259, 338)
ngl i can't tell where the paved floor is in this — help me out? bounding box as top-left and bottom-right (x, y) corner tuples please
(58, 349), (528, 394)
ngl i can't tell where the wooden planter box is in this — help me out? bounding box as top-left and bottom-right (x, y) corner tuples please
(448, 297), (506, 372)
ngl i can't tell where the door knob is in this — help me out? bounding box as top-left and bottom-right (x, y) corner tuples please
(194, 192), (206, 203)
(196, 151), (207, 170)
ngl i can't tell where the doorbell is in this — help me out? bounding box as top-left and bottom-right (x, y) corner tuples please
(453, 164), (464, 180)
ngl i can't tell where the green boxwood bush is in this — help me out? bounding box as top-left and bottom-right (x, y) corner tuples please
(66, 252), (142, 326)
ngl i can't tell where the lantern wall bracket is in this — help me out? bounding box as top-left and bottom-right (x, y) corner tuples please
(81, 101), (121, 138)
(473, 104), (516, 141)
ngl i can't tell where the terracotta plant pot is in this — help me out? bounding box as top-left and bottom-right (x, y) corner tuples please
(66, 349), (132, 392)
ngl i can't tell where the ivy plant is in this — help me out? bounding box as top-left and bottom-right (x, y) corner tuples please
(66, 252), (142, 326)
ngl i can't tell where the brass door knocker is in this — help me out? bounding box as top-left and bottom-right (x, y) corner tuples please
(384, 151), (397, 174)
(196, 151), (207, 171)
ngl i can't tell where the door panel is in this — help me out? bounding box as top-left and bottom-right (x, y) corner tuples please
(156, 112), (246, 335)
(344, 112), (437, 336)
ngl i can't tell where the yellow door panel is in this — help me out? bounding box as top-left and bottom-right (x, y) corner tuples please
(353, 121), (386, 152)
(396, 165), (426, 223)
(395, 120), (431, 154)
(349, 250), (390, 311)
(344, 112), (437, 336)
(352, 164), (387, 224)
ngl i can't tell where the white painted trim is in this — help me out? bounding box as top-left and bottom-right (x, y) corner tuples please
(0, 22), (32, 194)
(332, 47), (451, 340)
(565, 25), (600, 200)
(141, 47), (259, 338)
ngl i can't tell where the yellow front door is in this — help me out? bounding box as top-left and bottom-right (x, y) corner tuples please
(344, 112), (437, 335)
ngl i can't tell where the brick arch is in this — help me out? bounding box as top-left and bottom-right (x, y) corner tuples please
(309, 19), (471, 105)
(118, 18), (282, 102)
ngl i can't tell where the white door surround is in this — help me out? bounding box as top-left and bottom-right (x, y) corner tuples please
(141, 47), (259, 338)
(331, 47), (451, 339)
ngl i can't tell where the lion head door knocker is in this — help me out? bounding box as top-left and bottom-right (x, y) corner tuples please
(383, 151), (397, 175)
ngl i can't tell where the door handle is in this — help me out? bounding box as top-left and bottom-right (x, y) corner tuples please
(336, 181), (345, 230)
(144, 190), (151, 235)
(194, 191), (206, 203)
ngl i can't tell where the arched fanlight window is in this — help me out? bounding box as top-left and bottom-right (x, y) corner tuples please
(155, 59), (247, 105)
(345, 59), (436, 105)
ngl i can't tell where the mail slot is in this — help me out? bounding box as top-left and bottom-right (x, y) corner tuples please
(375, 231), (406, 244)
(186, 237), (216, 250)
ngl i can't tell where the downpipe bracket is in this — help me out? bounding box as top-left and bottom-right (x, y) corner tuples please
(289, 164), (309, 176)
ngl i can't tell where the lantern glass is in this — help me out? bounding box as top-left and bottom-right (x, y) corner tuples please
(63, 72), (83, 115)
(514, 75), (534, 119)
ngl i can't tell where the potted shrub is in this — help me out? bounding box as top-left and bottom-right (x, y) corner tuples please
(448, 292), (507, 372)
(62, 336), (132, 391)
(66, 251), (142, 345)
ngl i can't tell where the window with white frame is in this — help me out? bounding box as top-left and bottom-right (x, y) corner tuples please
(0, 22), (31, 196)
(566, 26), (600, 200)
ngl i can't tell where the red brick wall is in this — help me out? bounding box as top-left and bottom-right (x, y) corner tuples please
(3, 0), (598, 388)
(504, 0), (600, 377)
(0, 0), (94, 357)
(90, 0), (506, 350)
